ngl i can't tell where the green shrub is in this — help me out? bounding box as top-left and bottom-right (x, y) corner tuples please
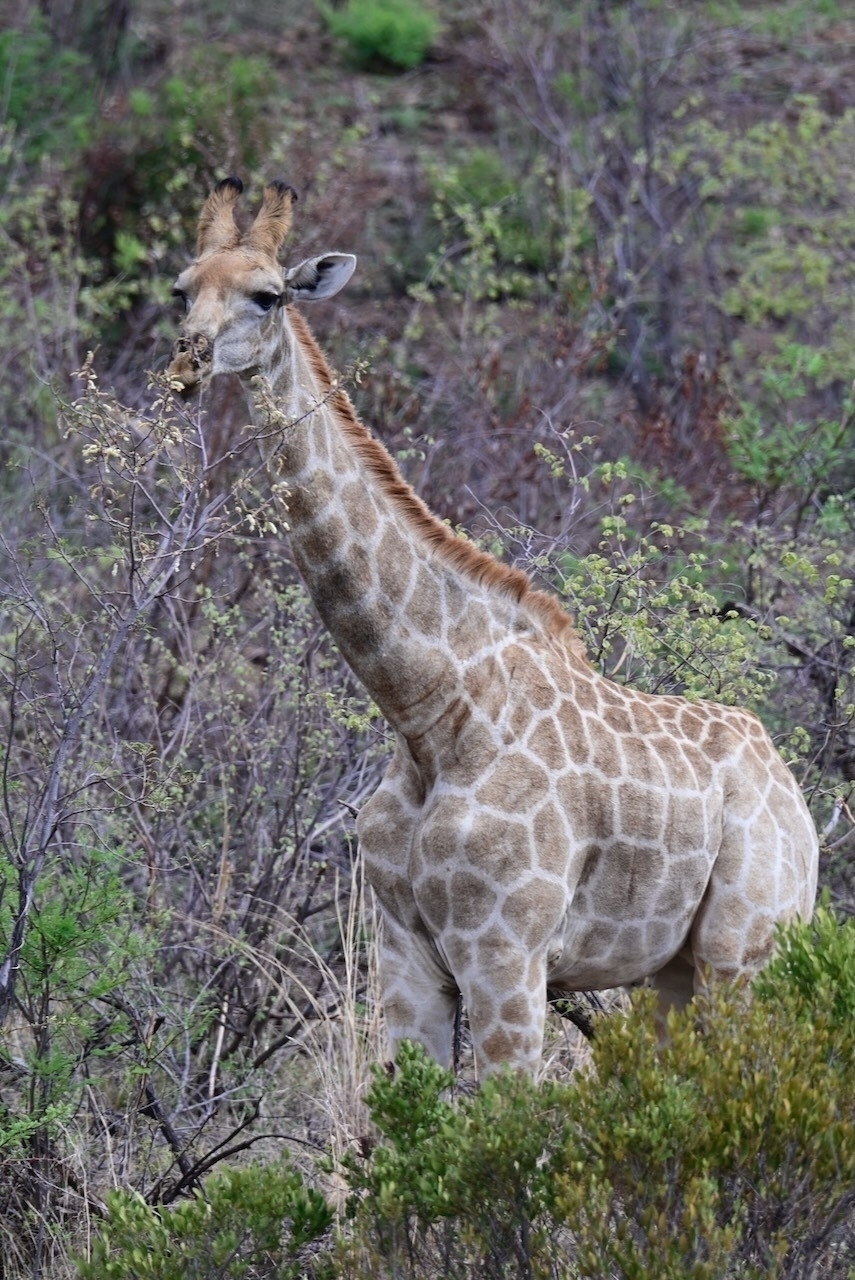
(322, 0), (440, 70)
(77, 1161), (334, 1279)
(724, 342), (855, 507)
(432, 148), (560, 275)
(0, 24), (97, 160)
(0, 843), (151, 1273)
(341, 912), (855, 1278)
(756, 900), (855, 1028)
(557, 978), (855, 1278)
(556, 506), (774, 703)
(63, 48), (283, 345)
(341, 1042), (566, 1278)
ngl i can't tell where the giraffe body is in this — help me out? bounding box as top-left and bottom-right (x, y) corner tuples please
(359, 635), (816, 1071)
(168, 179), (819, 1075)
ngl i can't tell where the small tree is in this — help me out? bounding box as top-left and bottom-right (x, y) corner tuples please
(0, 365), (380, 1274)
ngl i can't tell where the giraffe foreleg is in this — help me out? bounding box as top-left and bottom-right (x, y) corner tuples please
(458, 940), (548, 1077)
(377, 924), (460, 1069)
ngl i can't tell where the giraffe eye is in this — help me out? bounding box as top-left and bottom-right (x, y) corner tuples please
(251, 291), (281, 312)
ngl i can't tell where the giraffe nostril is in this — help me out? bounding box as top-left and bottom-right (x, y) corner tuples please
(167, 331), (214, 392)
(175, 334), (213, 365)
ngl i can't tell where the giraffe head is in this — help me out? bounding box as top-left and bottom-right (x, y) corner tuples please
(167, 176), (356, 392)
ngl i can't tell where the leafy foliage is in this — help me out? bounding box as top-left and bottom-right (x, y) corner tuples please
(77, 1161), (335, 1280)
(558, 976), (855, 1278)
(756, 899), (855, 1025)
(340, 1042), (565, 1278)
(340, 912), (855, 1278)
(321, 0), (440, 70)
(0, 23), (97, 160)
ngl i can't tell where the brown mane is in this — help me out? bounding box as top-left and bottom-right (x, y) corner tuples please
(287, 308), (589, 664)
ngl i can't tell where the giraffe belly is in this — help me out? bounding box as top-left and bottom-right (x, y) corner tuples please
(547, 922), (687, 991)
(548, 843), (717, 990)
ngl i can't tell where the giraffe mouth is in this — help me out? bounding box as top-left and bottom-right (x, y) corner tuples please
(167, 334), (213, 398)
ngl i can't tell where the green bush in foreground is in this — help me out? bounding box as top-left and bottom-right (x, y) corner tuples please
(340, 1043), (566, 1277)
(342, 909), (855, 1279)
(756, 898), (855, 1025)
(80, 910), (855, 1279)
(77, 1160), (334, 1280)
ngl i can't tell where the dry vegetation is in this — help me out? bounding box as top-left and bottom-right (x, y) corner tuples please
(1, 0), (855, 1275)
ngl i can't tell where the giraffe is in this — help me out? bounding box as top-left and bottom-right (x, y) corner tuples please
(167, 178), (819, 1076)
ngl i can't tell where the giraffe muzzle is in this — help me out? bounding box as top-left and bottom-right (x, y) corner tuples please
(167, 333), (213, 396)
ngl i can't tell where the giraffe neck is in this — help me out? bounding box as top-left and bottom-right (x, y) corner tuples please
(243, 308), (584, 740)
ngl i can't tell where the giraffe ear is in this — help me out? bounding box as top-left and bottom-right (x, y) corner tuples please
(196, 176), (244, 256)
(284, 253), (356, 302)
(244, 181), (298, 257)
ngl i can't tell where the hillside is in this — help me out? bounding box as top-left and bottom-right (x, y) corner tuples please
(1, 1), (855, 1275)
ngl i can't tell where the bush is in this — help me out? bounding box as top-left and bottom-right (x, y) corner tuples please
(77, 1161), (334, 1279)
(557, 977), (855, 1278)
(756, 899), (855, 1027)
(340, 912), (855, 1278)
(77, 48), (282, 314)
(0, 23), (97, 160)
(340, 1042), (566, 1278)
(322, 0), (440, 70)
(0, 365), (378, 1276)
